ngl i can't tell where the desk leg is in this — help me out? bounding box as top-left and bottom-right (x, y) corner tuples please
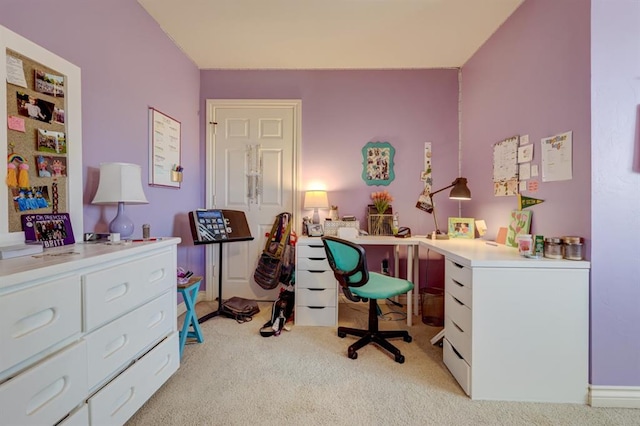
(413, 243), (420, 316)
(406, 245), (413, 326)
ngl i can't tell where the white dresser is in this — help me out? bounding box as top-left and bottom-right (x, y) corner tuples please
(0, 238), (180, 425)
(295, 237), (338, 326)
(420, 238), (590, 403)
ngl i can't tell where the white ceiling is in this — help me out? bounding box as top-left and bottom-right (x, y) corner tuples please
(137, 0), (524, 70)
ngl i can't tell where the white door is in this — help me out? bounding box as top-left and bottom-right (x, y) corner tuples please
(205, 100), (300, 301)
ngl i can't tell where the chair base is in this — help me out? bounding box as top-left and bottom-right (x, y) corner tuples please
(338, 298), (412, 363)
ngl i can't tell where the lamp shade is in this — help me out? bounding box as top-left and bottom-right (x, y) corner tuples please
(449, 178), (471, 200)
(92, 163), (149, 205)
(303, 190), (329, 209)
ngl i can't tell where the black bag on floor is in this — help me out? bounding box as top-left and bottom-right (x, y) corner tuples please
(221, 297), (260, 323)
(260, 288), (295, 337)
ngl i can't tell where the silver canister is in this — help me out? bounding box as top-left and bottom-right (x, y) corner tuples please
(544, 237), (563, 259)
(562, 236), (585, 260)
(142, 224), (151, 240)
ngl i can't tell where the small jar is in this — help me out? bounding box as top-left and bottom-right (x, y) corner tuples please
(142, 224), (151, 240)
(562, 236), (584, 260)
(544, 237), (563, 259)
(517, 234), (533, 256)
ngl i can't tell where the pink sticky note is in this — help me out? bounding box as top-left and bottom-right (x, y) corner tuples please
(8, 116), (25, 132)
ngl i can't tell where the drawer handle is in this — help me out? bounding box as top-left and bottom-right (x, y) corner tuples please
(308, 245), (324, 248)
(308, 306), (325, 310)
(147, 310), (166, 329)
(308, 270), (327, 273)
(105, 283), (129, 302)
(453, 296), (464, 306)
(450, 343), (464, 360)
(452, 279), (463, 288)
(104, 334), (128, 359)
(26, 376), (67, 415)
(13, 308), (56, 338)
(451, 320), (464, 333)
(308, 257), (326, 261)
(148, 267), (166, 284)
(452, 262), (464, 269)
(154, 354), (172, 376)
(111, 387), (135, 417)
(308, 288), (326, 292)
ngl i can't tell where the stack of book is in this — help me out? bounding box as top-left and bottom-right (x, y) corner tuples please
(0, 242), (44, 260)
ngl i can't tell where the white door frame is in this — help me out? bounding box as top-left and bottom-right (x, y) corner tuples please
(204, 99), (302, 302)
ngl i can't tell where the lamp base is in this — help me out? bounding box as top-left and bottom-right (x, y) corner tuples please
(426, 231), (450, 240)
(109, 202), (135, 239)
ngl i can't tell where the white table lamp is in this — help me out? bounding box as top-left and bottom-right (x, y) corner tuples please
(304, 190), (329, 224)
(92, 162), (148, 238)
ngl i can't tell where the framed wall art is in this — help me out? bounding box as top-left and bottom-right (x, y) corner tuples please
(361, 141), (395, 186)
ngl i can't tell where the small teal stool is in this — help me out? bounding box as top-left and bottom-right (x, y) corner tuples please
(177, 276), (204, 358)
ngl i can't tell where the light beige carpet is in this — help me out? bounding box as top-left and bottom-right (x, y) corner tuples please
(127, 301), (638, 426)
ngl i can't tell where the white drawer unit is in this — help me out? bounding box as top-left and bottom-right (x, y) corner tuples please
(421, 239), (590, 404)
(0, 238), (181, 425)
(295, 237), (338, 326)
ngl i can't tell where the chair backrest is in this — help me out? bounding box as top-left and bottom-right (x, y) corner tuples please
(321, 236), (369, 302)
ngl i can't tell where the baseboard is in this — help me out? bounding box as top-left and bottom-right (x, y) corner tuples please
(176, 291), (206, 317)
(589, 385), (640, 408)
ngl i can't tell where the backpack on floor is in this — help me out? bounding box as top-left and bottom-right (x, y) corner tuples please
(260, 285), (295, 337)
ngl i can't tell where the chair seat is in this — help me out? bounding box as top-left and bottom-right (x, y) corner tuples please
(350, 272), (414, 300)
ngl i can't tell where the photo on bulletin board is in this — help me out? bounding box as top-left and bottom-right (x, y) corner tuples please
(447, 217), (475, 239)
(21, 213), (75, 248)
(506, 210), (532, 248)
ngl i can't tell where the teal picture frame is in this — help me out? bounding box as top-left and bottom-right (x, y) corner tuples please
(362, 141), (395, 186)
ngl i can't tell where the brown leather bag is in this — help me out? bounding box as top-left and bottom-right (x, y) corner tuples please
(221, 296), (260, 323)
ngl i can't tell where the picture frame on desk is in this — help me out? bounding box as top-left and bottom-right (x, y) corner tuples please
(448, 217), (475, 239)
(307, 223), (324, 237)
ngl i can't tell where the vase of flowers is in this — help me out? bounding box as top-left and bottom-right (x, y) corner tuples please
(369, 190), (394, 235)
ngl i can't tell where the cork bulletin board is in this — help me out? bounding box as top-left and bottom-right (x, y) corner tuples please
(1, 25), (83, 243)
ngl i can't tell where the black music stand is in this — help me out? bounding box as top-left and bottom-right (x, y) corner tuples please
(188, 209), (254, 323)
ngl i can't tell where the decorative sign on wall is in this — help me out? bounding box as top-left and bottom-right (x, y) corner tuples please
(361, 141), (395, 186)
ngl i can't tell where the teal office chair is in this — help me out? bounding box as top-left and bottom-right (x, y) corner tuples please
(321, 236), (414, 363)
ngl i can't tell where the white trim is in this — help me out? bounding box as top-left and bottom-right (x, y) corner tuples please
(589, 385), (640, 408)
(203, 99), (301, 302)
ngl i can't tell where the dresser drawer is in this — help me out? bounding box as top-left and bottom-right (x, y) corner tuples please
(446, 258), (472, 288)
(445, 315), (472, 364)
(443, 338), (470, 396)
(297, 243), (326, 258)
(444, 291), (471, 333)
(0, 341), (88, 426)
(59, 404), (88, 426)
(85, 291), (175, 390)
(297, 287), (337, 307)
(296, 270), (336, 289)
(0, 275), (81, 373)
(89, 332), (179, 425)
(298, 257), (331, 271)
(295, 306), (337, 326)
(83, 250), (175, 331)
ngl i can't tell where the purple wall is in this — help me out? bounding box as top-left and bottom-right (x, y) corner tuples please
(463, 0), (640, 387)
(591, 0), (640, 386)
(201, 69), (459, 283)
(461, 0), (591, 244)
(1, 0), (203, 277)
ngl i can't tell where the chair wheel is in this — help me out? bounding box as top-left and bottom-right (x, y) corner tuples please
(404, 335), (412, 343)
(338, 331), (346, 338)
(348, 350), (358, 360)
(395, 354), (405, 364)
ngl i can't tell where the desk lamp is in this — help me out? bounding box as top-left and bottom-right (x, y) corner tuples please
(304, 190), (329, 224)
(92, 162), (148, 239)
(426, 177), (471, 240)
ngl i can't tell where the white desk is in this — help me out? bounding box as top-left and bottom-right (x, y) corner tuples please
(417, 238), (590, 403)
